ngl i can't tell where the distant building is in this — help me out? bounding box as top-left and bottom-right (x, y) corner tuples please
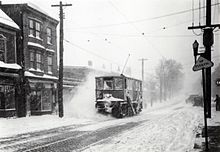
(1, 3), (59, 116)
(0, 9), (21, 117)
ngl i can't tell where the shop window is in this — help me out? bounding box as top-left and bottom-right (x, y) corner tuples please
(5, 86), (15, 109)
(0, 85), (15, 110)
(47, 28), (52, 44)
(0, 34), (6, 62)
(42, 89), (52, 111)
(30, 83), (52, 112)
(30, 91), (41, 111)
(47, 56), (52, 74)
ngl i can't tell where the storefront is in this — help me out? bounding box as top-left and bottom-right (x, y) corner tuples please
(24, 73), (58, 115)
(0, 71), (20, 117)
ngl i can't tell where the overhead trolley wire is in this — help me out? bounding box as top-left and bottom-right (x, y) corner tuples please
(72, 2), (220, 30)
(108, 0), (165, 58)
(64, 39), (123, 67)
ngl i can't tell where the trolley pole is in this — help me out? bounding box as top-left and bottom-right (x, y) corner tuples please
(52, 1), (72, 118)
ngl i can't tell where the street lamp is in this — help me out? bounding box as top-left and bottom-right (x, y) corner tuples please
(193, 40), (199, 64)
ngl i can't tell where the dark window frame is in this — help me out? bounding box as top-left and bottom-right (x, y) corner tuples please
(0, 34), (6, 62)
(47, 55), (53, 74)
(46, 27), (52, 44)
(29, 19), (42, 39)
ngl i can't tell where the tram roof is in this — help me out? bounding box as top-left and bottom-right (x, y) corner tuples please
(95, 74), (142, 82)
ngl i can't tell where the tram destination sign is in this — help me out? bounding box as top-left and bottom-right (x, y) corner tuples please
(193, 56), (214, 71)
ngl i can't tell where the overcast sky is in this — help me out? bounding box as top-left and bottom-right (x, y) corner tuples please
(3, 0), (220, 87)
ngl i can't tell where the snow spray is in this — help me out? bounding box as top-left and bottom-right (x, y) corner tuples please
(64, 71), (110, 120)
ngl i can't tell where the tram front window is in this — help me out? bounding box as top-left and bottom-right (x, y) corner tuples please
(104, 80), (113, 90)
(115, 78), (123, 90)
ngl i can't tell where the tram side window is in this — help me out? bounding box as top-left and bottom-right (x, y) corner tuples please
(115, 78), (123, 90)
(104, 80), (113, 90)
(126, 79), (132, 90)
(96, 78), (103, 90)
(136, 81), (140, 91)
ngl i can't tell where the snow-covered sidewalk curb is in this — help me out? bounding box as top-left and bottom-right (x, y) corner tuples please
(0, 115), (94, 138)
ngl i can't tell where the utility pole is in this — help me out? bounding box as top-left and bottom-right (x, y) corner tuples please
(52, 1), (72, 118)
(188, 0), (220, 150)
(139, 58), (148, 108)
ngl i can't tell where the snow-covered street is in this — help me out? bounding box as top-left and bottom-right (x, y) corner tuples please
(82, 99), (204, 152)
(0, 97), (206, 152)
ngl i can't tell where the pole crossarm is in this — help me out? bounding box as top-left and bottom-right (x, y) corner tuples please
(51, 4), (72, 7)
(188, 24), (220, 29)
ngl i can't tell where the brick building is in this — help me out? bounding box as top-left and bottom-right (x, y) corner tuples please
(0, 8), (21, 117)
(1, 3), (59, 116)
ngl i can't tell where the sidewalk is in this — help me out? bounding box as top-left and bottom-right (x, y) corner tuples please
(194, 105), (220, 152)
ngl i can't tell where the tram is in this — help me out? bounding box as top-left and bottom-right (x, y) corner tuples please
(95, 74), (143, 118)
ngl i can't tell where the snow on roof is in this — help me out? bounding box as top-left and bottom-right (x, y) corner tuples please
(25, 71), (58, 80)
(28, 42), (45, 49)
(0, 9), (19, 30)
(26, 2), (49, 17)
(0, 61), (21, 69)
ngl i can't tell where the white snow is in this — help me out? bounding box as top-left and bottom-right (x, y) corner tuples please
(0, 9), (19, 30)
(0, 115), (93, 138)
(0, 61), (21, 69)
(81, 97), (204, 152)
(1, 73), (217, 152)
(28, 42), (45, 49)
(46, 48), (55, 53)
(25, 71), (58, 80)
(97, 96), (124, 102)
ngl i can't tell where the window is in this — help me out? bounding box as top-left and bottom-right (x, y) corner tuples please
(29, 19), (41, 38)
(42, 89), (52, 111)
(35, 22), (41, 38)
(47, 56), (52, 73)
(96, 78), (103, 90)
(4, 86), (15, 109)
(29, 49), (44, 71)
(30, 84), (52, 112)
(36, 52), (42, 70)
(115, 78), (123, 90)
(126, 79), (133, 90)
(29, 20), (34, 36)
(47, 28), (52, 44)
(0, 85), (15, 110)
(104, 80), (113, 90)
(30, 51), (35, 69)
(0, 34), (6, 62)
